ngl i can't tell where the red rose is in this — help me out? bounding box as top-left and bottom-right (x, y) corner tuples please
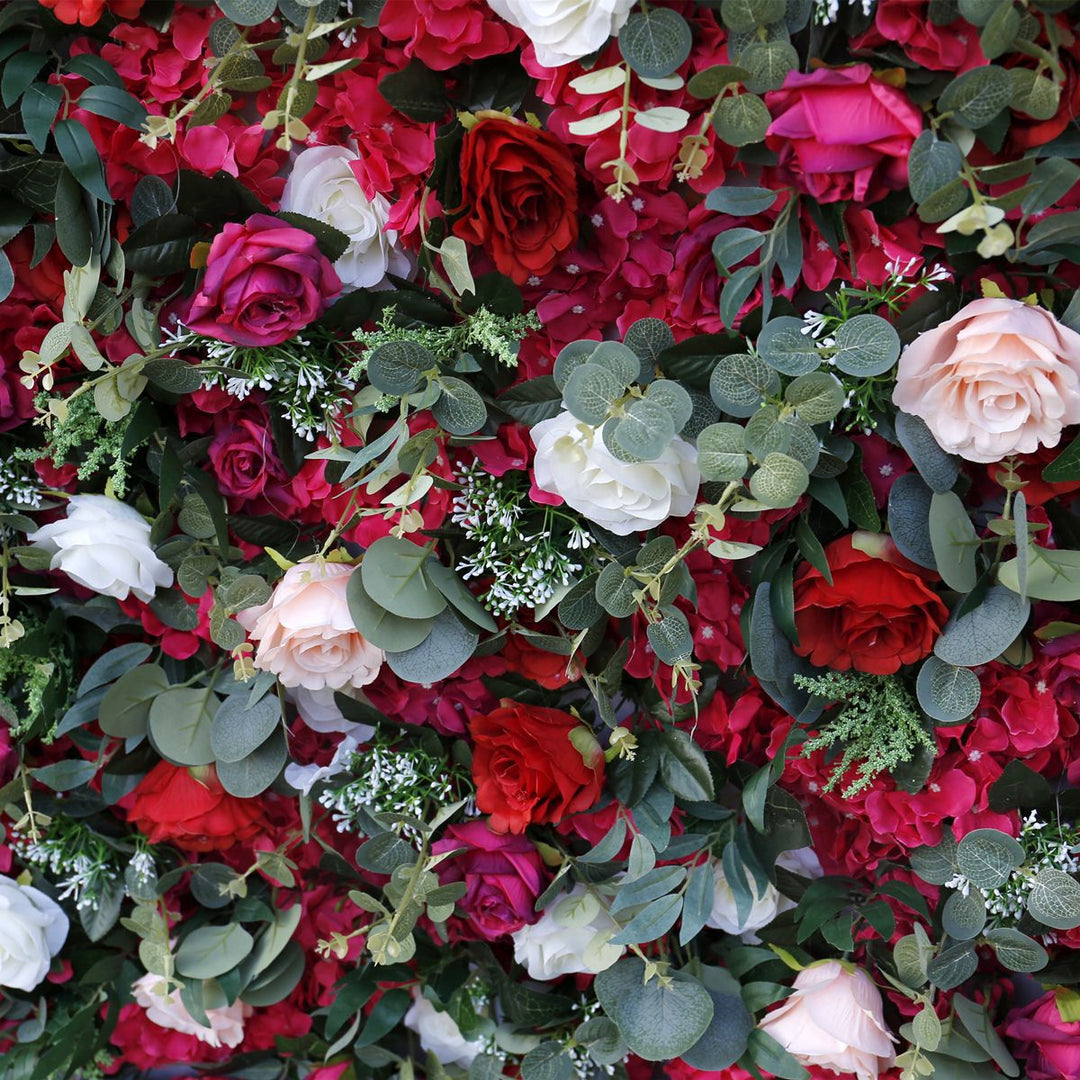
(470, 701), (603, 834)
(501, 633), (582, 690)
(186, 214), (340, 347)
(765, 64), (923, 204)
(431, 820), (547, 941)
(126, 761), (264, 853)
(793, 534), (948, 675)
(452, 114), (579, 285)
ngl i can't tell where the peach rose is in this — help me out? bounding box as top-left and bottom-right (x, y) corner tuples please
(236, 561), (383, 691)
(132, 971), (248, 1048)
(757, 961), (896, 1080)
(893, 297), (1080, 463)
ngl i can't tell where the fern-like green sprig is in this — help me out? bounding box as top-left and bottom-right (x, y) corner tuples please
(794, 670), (934, 798)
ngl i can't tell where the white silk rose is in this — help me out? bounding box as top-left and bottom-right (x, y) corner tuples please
(403, 990), (484, 1068)
(486, 0), (635, 67)
(706, 848), (821, 940)
(236, 560), (384, 691)
(0, 875), (69, 992)
(132, 972), (248, 1047)
(511, 885), (623, 979)
(757, 961), (896, 1080)
(280, 145), (409, 291)
(27, 494), (173, 603)
(893, 296), (1080, 463)
(531, 411), (699, 535)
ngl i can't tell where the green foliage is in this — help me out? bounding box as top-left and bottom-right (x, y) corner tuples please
(794, 671), (935, 797)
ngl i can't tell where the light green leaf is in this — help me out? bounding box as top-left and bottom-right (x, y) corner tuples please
(956, 828), (1024, 890)
(148, 687), (218, 767)
(385, 607), (479, 684)
(934, 585), (1030, 667)
(749, 453), (809, 509)
(916, 656), (980, 725)
(361, 536), (446, 620)
(175, 924), (254, 979)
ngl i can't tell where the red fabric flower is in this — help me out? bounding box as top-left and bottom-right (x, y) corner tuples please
(125, 761), (264, 853)
(38, 0), (143, 26)
(470, 701), (604, 833)
(452, 114), (579, 285)
(793, 534), (949, 675)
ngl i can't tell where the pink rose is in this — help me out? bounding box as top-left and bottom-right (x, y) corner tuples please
(852, 0), (987, 72)
(1006, 992), (1080, 1080)
(236, 561), (383, 692)
(432, 820), (547, 941)
(765, 64), (923, 203)
(209, 417), (288, 504)
(893, 297), (1080, 463)
(757, 961), (896, 1080)
(186, 214), (340, 347)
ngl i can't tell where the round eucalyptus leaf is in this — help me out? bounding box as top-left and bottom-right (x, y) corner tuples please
(215, 0), (277, 26)
(749, 453), (809, 509)
(784, 370), (845, 424)
(916, 656), (980, 725)
(595, 562), (639, 618)
(431, 376), (486, 435)
(554, 339), (599, 392)
(645, 379), (693, 434)
(216, 728), (288, 798)
(385, 607), (479, 684)
(618, 8), (693, 80)
(1027, 867), (1080, 930)
(680, 989), (754, 1071)
(148, 687), (218, 767)
(175, 924), (254, 980)
(367, 341), (434, 396)
(361, 536), (447, 620)
(623, 318), (675, 377)
(927, 942), (977, 991)
(831, 314), (901, 377)
(647, 608), (693, 663)
(346, 569), (435, 651)
(938, 64), (1013, 128)
(711, 93), (771, 147)
(696, 423), (748, 482)
(99, 663), (169, 738)
(563, 363), (625, 426)
(756, 317), (821, 376)
(942, 888), (987, 940)
(984, 928), (1048, 973)
(589, 341), (640, 386)
(710, 353), (780, 417)
(613, 398), (675, 461)
(934, 584), (1030, 668)
(210, 691), (281, 764)
(956, 828), (1024, 890)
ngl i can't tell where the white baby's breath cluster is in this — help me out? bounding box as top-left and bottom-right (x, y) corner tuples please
(10, 822), (120, 913)
(163, 324), (354, 441)
(452, 463), (591, 617)
(318, 744), (456, 841)
(813, 0), (875, 24)
(945, 812), (1080, 921)
(0, 458), (43, 510)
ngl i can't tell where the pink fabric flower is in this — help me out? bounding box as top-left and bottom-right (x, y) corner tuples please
(1006, 992), (1080, 1080)
(893, 297), (1080, 463)
(432, 820), (548, 941)
(765, 64), (923, 203)
(379, 0), (523, 70)
(186, 214), (341, 347)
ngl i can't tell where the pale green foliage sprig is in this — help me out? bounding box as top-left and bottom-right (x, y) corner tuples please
(26, 392), (142, 497)
(794, 670), (934, 797)
(351, 304), (539, 375)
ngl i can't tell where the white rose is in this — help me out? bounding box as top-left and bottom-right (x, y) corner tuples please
(511, 885), (623, 980)
(27, 494), (173, 603)
(403, 990), (484, 1068)
(757, 961), (897, 1080)
(280, 145), (409, 291)
(486, 0), (635, 67)
(531, 411), (699, 535)
(132, 972), (248, 1048)
(706, 848), (822, 940)
(0, 875), (69, 992)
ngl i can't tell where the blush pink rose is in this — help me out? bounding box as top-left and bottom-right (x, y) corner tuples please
(765, 64), (923, 203)
(236, 561), (383, 692)
(432, 820), (547, 942)
(186, 214), (340, 347)
(1006, 992), (1080, 1080)
(893, 297), (1080, 463)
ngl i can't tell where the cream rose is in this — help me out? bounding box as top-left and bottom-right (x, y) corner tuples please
(236, 561), (384, 691)
(279, 145), (409, 291)
(403, 990), (484, 1068)
(511, 885), (623, 979)
(0, 875), (69, 992)
(893, 297), (1080, 463)
(757, 961), (896, 1080)
(132, 972), (248, 1048)
(27, 494), (173, 603)
(706, 848), (821, 940)
(486, 0), (635, 67)
(531, 411), (700, 535)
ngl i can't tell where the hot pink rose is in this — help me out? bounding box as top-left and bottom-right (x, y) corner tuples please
(1006, 992), (1080, 1080)
(766, 64), (923, 203)
(186, 214), (341, 347)
(893, 297), (1080, 463)
(432, 820), (547, 941)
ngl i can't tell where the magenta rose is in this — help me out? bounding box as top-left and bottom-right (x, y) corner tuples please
(208, 417), (287, 503)
(186, 213), (340, 347)
(765, 64), (923, 203)
(1006, 992), (1080, 1080)
(431, 820), (547, 942)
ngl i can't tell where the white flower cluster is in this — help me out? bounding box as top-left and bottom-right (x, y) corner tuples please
(0, 458), (42, 510)
(813, 0), (875, 24)
(318, 744), (456, 839)
(452, 463), (589, 617)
